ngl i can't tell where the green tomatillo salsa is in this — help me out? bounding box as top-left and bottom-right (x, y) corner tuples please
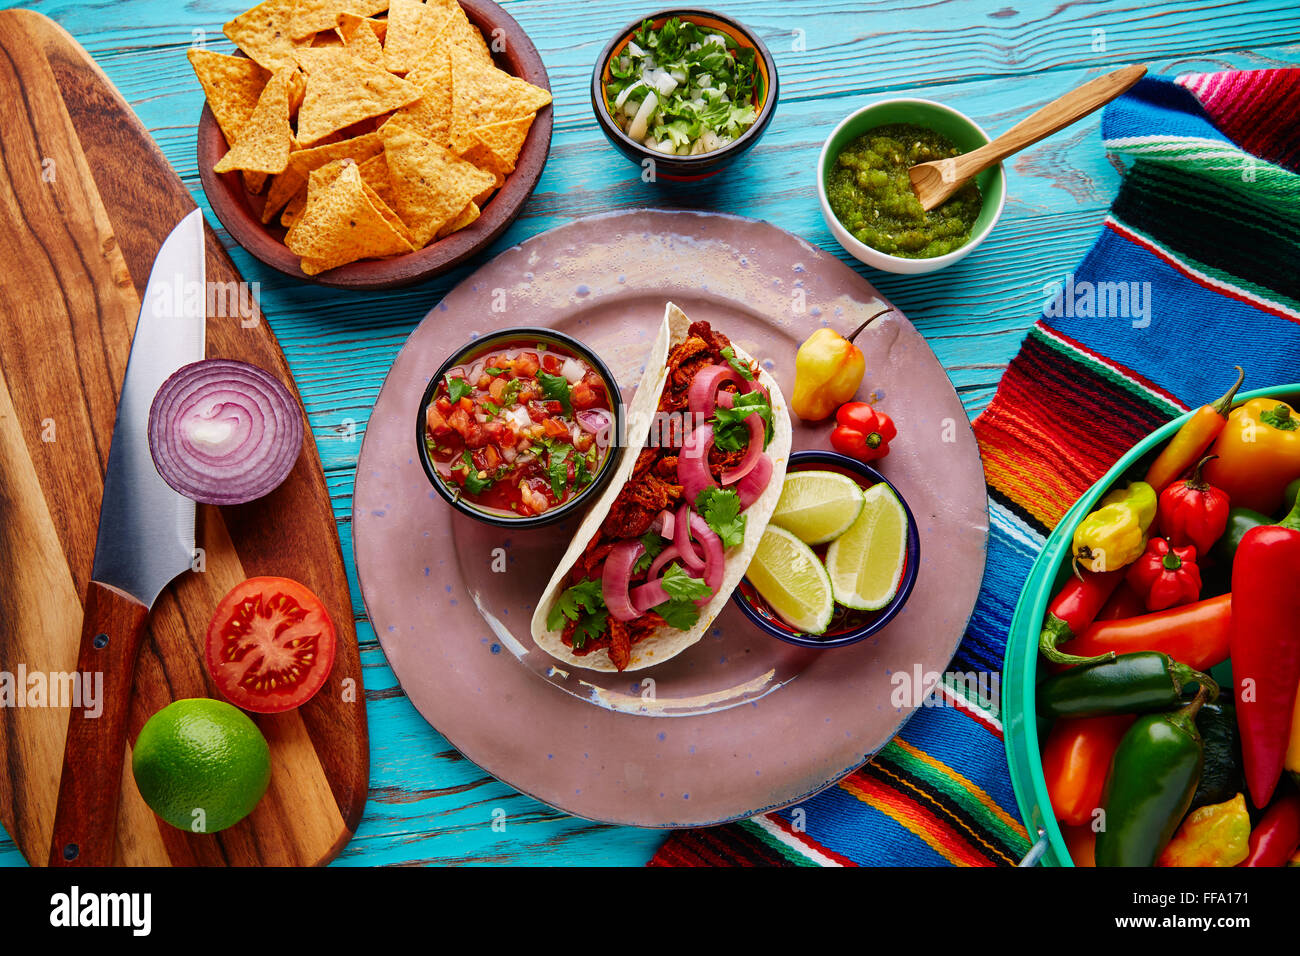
(827, 123), (983, 259)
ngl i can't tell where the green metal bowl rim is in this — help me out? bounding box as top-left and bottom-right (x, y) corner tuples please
(1002, 382), (1300, 866)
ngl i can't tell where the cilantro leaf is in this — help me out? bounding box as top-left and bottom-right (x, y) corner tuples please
(695, 487), (746, 549)
(710, 391), (774, 451)
(659, 562), (712, 602)
(537, 371), (573, 415)
(446, 376), (473, 403)
(499, 378), (522, 407)
(720, 346), (755, 381)
(546, 443), (572, 499)
(460, 450), (494, 496)
(654, 597), (701, 631)
(572, 608), (609, 650)
(546, 578), (605, 632)
(485, 367), (505, 377)
(482, 399), (501, 417)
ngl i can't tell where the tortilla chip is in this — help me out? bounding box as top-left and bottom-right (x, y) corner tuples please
(187, 49), (270, 147)
(433, 1), (493, 67)
(387, 43), (452, 144)
(356, 153), (395, 205)
(379, 123), (496, 247)
(280, 185), (309, 227)
(383, 0), (457, 73)
(244, 171), (269, 193)
(286, 163), (413, 274)
(294, 47), (421, 145)
(261, 130), (385, 221)
(448, 44), (551, 152)
(310, 32), (345, 48)
(224, 0), (308, 72)
(336, 13), (386, 66)
(434, 200), (479, 239)
(214, 68), (302, 175)
(290, 0), (389, 39)
(468, 114), (533, 172)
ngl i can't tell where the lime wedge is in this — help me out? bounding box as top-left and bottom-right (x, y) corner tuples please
(825, 483), (909, 611)
(746, 525), (835, 634)
(770, 470), (866, 545)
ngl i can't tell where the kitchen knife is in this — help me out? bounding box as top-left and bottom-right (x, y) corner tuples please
(47, 208), (207, 866)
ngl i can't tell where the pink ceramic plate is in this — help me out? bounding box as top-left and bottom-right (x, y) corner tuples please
(353, 209), (988, 826)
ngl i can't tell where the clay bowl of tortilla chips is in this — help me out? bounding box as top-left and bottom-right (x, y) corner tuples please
(196, 0), (553, 290)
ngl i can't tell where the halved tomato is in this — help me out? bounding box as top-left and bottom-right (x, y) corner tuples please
(205, 577), (337, 714)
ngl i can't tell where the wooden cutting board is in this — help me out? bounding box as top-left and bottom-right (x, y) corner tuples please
(0, 9), (368, 866)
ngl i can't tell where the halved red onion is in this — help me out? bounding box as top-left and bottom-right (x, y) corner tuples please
(688, 364), (742, 416)
(736, 454), (773, 509)
(721, 411), (767, 485)
(677, 423), (718, 505)
(647, 544), (681, 580)
(147, 359), (303, 506)
(674, 502), (705, 572)
(690, 514), (725, 604)
(601, 540), (646, 622)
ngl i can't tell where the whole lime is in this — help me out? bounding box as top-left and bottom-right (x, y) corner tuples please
(132, 698), (271, 834)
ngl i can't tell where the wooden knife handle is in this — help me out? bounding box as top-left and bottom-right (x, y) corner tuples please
(47, 581), (149, 866)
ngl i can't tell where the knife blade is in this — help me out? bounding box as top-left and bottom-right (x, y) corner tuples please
(48, 208), (207, 866)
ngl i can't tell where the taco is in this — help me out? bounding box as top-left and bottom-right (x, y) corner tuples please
(530, 302), (792, 671)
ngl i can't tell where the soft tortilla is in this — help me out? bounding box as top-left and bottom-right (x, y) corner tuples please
(530, 302), (793, 672)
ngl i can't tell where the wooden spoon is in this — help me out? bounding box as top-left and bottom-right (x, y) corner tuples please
(908, 63), (1147, 212)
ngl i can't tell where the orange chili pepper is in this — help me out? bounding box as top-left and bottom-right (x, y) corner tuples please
(1061, 823), (1098, 867)
(1204, 397), (1300, 514)
(1144, 366), (1243, 493)
(1060, 593), (1231, 672)
(1042, 715), (1135, 826)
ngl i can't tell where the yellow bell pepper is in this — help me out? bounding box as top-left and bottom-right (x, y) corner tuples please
(790, 309), (890, 422)
(1204, 398), (1300, 514)
(1157, 793), (1251, 867)
(1071, 481), (1156, 572)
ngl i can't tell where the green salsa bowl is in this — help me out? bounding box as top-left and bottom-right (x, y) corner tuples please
(817, 98), (1006, 275)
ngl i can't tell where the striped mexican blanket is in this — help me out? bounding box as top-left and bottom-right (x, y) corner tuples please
(650, 70), (1300, 866)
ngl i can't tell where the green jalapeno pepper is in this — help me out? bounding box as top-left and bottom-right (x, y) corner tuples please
(1037, 650), (1218, 720)
(1096, 687), (1210, 867)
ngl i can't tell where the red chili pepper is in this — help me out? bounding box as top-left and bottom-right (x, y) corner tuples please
(1157, 456), (1230, 555)
(1095, 580), (1148, 622)
(1062, 593), (1232, 672)
(1237, 789), (1300, 867)
(830, 402), (895, 463)
(1038, 570), (1123, 665)
(1042, 715), (1135, 826)
(1231, 496), (1300, 808)
(1126, 537), (1202, 612)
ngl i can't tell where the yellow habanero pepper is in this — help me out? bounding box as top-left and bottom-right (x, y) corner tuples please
(791, 309), (890, 422)
(1204, 398), (1300, 514)
(1157, 793), (1251, 867)
(1071, 481), (1156, 573)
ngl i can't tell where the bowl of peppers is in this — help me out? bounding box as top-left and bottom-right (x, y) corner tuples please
(1004, 373), (1300, 867)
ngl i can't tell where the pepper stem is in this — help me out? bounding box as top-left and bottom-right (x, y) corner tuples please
(1169, 683), (1213, 736)
(1169, 660), (1219, 704)
(1037, 614), (1115, 667)
(1184, 455), (1216, 492)
(1211, 366), (1245, 417)
(1278, 491), (1300, 532)
(1161, 551), (1182, 571)
(844, 308), (893, 344)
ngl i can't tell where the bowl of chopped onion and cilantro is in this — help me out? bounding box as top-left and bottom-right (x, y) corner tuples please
(592, 10), (778, 179)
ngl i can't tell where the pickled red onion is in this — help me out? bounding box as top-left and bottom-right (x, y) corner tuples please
(601, 540), (646, 621)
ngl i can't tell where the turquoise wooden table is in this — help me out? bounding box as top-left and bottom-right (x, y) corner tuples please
(2, 0), (1297, 867)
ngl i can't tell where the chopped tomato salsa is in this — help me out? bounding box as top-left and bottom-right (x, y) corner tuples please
(425, 341), (615, 517)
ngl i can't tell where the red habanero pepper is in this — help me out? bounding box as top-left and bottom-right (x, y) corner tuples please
(1231, 496), (1300, 808)
(1157, 456), (1230, 556)
(830, 403), (896, 463)
(1042, 715), (1135, 826)
(1238, 789), (1300, 867)
(1126, 538), (1202, 612)
(1037, 570), (1124, 665)
(1061, 593), (1232, 673)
